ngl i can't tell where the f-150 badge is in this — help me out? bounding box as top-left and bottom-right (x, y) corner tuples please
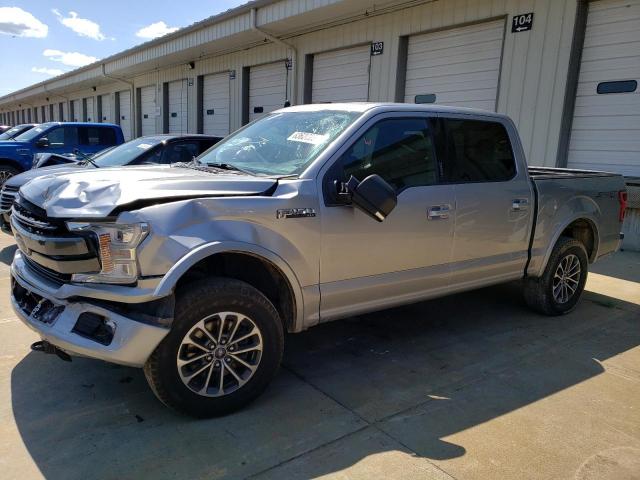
(276, 208), (316, 219)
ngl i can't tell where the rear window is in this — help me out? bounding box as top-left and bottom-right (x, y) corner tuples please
(441, 119), (516, 183)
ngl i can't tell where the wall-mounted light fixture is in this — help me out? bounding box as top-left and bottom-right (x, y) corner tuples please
(187, 61), (195, 70)
(92, 86), (97, 92)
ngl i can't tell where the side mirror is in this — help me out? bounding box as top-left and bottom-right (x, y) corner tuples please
(35, 137), (49, 148)
(337, 175), (397, 222)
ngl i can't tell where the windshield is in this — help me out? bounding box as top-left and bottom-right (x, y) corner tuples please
(14, 124), (50, 142)
(0, 125), (32, 140)
(92, 137), (163, 167)
(197, 111), (361, 176)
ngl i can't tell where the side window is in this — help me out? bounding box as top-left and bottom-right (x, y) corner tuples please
(197, 138), (218, 154)
(442, 119), (516, 183)
(162, 142), (199, 164)
(339, 118), (438, 190)
(99, 128), (117, 146)
(136, 147), (163, 165)
(64, 127), (79, 146)
(46, 127), (65, 146)
(78, 127), (101, 146)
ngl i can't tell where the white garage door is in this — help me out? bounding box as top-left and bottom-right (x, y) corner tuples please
(568, 0), (640, 177)
(118, 90), (132, 141)
(312, 45), (371, 103)
(404, 19), (506, 111)
(249, 61), (288, 122)
(85, 97), (95, 122)
(140, 85), (156, 136)
(202, 72), (230, 136)
(168, 79), (188, 134)
(71, 100), (81, 121)
(100, 94), (112, 123)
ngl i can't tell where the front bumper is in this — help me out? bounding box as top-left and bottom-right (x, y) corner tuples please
(11, 253), (170, 367)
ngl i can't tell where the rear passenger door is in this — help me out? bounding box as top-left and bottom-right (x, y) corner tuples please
(436, 115), (533, 287)
(78, 126), (118, 155)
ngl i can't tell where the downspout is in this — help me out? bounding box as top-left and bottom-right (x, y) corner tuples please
(102, 63), (135, 132)
(250, 8), (298, 105)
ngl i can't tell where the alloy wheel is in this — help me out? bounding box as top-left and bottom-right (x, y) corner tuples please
(552, 253), (581, 304)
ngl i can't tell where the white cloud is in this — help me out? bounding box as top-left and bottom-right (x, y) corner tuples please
(0, 7), (48, 38)
(31, 66), (65, 76)
(43, 49), (98, 67)
(52, 9), (109, 41)
(136, 21), (179, 39)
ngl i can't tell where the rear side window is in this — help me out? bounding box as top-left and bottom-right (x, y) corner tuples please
(78, 127), (117, 146)
(441, 119), (516, 183)
(339, 118), (438, 191)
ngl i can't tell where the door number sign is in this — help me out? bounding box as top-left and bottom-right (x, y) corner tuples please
(371, 42), (384, 56)
(512, 13), (534, 33)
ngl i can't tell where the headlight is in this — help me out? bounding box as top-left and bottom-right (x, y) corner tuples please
(66, 222), (149, 284)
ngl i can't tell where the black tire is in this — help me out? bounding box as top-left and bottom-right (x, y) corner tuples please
(144, 277), (284, 418)
(524, 236), (589, 316)
(0, 165), (20, 186)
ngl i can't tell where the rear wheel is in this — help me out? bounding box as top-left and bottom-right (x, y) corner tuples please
(524, 237), (588, 315)
(144, 277), (284, 417)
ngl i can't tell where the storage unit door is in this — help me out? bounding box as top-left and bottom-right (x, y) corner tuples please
(249, 61), (288, 122)
(71, 100), (81, 121)
(312, 45), (371, 103)
(140, 85), (156, 136)
(100, 94), (112, 123)
(168, 79), (188, 134)
(85, 97), (94, 122)
(202, 72), (230, 136)
(404, 19), (505, 110)
(118, 90), (132, 141)
(567, 0), (640, 177)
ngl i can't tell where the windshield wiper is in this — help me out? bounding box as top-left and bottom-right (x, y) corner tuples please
(73, 149), (100, 168)
(205, 163), (256, 176)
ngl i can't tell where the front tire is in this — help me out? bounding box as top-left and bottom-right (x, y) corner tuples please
(524, 236), (589, 316)
(0, 165), (20, 186)
(144, 277), (284, 417)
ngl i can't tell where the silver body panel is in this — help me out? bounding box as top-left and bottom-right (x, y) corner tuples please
(10, 103), (625, 366)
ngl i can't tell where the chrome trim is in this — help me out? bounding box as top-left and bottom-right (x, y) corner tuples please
(11, 204), (57, 230)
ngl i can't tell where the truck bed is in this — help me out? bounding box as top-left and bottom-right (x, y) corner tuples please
(528, 166), (619, 180)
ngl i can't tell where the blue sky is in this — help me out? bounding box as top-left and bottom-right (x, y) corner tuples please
(0, 0), (247, 95)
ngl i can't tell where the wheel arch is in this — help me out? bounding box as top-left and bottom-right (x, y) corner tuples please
(0, 158), (25, 173)
(154, 241), (305, 333)
(537, 216), (600, 277)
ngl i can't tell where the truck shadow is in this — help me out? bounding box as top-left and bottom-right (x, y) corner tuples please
(0, 244), (17, 266)
(10, 282), (640, 480)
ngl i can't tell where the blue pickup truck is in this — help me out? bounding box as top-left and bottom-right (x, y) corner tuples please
(0, 122), (124, 183)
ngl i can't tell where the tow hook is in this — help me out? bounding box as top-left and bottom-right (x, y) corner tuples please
(31, 340), (72, 362)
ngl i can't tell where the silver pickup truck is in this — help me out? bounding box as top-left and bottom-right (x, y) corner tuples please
(10, 103), (627, 417)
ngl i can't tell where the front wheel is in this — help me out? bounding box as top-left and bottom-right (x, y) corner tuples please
(0, 165), (20, 186)
(144, 277), (284, 417)
(524, 236), (589, 316)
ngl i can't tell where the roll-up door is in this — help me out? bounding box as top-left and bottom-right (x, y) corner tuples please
(249, 61), (288, 122)
(85, 97), (94, 122)
(140, 85), (156, 136)
(202, 72), (230, 136)
(567, 0), (640, 177)
(404, 19), (506, 111)
(71, 100), (81, 121)
(168, 79), (188, 134)
(118, 90), (132, 141)
(100, 94), (112, 123)
(312, 45), (371, 103)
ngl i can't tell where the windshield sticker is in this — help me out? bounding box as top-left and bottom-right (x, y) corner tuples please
(136, 143), (153, 150)
(287, 131), (328, 145)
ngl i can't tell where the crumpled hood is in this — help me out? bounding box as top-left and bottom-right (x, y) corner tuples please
(19, 165), (277, 218)
(5, 164), (82, 189)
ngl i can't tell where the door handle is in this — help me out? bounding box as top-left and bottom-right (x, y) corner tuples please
(428, 204), (451, 220)
(512, 198), (529, 211)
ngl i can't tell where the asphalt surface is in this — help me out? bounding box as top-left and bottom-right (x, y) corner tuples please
(0, 232), (638, 480)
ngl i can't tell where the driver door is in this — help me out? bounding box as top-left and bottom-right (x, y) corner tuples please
(318, 113), (455, 321)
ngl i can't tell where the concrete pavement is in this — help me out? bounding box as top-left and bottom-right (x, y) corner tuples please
(0, 232), (638, 480)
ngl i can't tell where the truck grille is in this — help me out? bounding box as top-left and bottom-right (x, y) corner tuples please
(12, 194), (101, 280)
(0, 185), (19, 213)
